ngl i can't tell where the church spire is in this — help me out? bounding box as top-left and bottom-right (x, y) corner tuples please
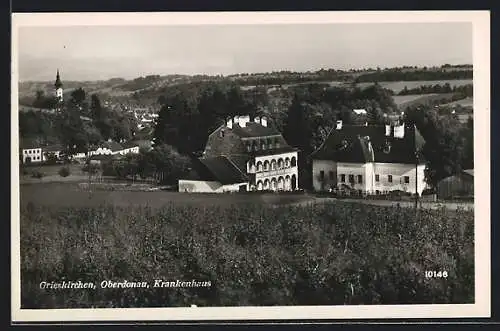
(54, 69), (63, 89)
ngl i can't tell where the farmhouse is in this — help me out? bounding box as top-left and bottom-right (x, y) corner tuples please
(20, 142), (43, 164)
(179, 115), (299, 193)
(437, 169), (474, 200)
(310, 121), (427, 195)
(20, 142), (64, 164)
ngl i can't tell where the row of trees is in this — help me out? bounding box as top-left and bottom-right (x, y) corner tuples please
(356, 69), (472, 83)
(398, 83), (473, 97)
(403, 107), (473, 187)
(153, 85), (259, 155)
(101, 144), (192, 185)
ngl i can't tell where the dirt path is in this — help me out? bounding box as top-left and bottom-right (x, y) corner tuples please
(288, 196), (474, 211)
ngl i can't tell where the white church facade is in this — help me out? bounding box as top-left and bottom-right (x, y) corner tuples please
(179, 115), (299, 193)
(310, 121), (427, 195)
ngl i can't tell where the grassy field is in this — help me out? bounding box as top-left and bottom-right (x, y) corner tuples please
(19, 182), (474, 308)
(356, 79), (473, 94)
(20, 182), (315, 209)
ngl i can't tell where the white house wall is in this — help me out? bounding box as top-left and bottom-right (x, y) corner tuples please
(337, 162), (367, 192)
(312, 159), (337, 191)
(312, 160), (427, 195)
(250, 151), (299, 191)
(179, 180), (222, 193)
(372, 163), (426, 195)
(178, 180), (248, 193)
(22, 148), (43, 163)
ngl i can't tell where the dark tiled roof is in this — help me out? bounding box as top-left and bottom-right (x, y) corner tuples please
(230, 122), (281, 138)
(20, 141), (41, 150)
(311, 124), (426, 164)
(463, 169), (474, 177)
(250, 146), (299, 157)
(130, 140), (153, 149)
(226, 154), (251, 174)
(121, 141), (140, 149)
(43, 144), (64, 152)
(197, 156), (249, 185)
(102, 141), (124, 152)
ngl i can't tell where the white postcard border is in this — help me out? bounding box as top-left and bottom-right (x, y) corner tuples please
(11, 10), (491, 322)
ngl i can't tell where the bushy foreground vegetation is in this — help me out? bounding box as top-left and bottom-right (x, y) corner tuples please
(21, 201), (474, 308)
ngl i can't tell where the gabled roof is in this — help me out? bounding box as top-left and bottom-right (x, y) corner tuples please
(250, 146), (299, 157)
(230, 122), (281, 138)
(43, 144), (64, 152)
(463, 169), (474, 177)
(191, 156), (249, 185)
(311, 124), (426, 164)
(102, 141), (124, 152)
(121, 141), (140, 149)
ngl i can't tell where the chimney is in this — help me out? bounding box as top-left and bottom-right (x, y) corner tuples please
(393, 123), (405, 139)
(261, 116), (267, 127)
(227, 118), (233, 129)
(385, 124), (391, 136)
(336, 120), (343, 130)
(239, 115), (250, 128)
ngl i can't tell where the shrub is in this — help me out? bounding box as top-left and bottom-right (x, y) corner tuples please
(30, 170), (44, 179)
(58, 166), (70, 177)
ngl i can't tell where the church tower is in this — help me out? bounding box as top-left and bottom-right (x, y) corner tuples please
(54, 69), (63, 102)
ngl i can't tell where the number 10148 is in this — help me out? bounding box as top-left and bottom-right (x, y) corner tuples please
(425, 271), (448, 278)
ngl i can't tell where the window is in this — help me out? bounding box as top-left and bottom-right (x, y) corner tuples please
(357, 175), (363, 184)
(375, 190), (380, 195)
(348, 175), (355, 183)
(340, 174), (346, 182)
(388, 175), (393, 183)
(329, 171), (334, 180)
(375, 174), (380, 182)
(247, 144), (252, 152)
(404, 176), (410, 184)
(220, 130), (225, 138)
(320, 170), (325, 180)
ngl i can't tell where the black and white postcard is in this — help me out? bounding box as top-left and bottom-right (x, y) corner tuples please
(11, 11), (491, 322)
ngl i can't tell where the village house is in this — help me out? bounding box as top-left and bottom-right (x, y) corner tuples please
(310, 121), (427, 195)
(179, 115), (299, 193)
(20, 143), (43, 164)
(20, 142), (64, 164)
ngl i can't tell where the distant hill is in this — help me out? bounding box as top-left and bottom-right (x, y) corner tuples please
(18, 64), (473, 108)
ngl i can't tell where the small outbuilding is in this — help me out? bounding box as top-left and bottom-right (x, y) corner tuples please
(437, 169), (474, 200)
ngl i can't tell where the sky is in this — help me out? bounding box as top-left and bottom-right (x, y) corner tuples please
(17, 23), (472, 82)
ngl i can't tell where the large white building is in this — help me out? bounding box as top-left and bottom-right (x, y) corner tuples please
(310, 121), (427, 195)
(88, 140), (140, 156)
(179, 115), (299, 193)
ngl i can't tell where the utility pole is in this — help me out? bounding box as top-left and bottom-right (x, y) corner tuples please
(414, 124), (419, 210)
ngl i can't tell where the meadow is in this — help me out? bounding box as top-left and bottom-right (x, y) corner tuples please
(20, 184), (474, 308)
(356, 79), (473, 94)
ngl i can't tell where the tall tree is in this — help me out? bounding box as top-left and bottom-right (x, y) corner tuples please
(90, 94), (104, 121)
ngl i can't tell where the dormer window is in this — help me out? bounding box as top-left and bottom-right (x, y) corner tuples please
(275, 138), (280, 148)
(383, 141), (391, 154)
